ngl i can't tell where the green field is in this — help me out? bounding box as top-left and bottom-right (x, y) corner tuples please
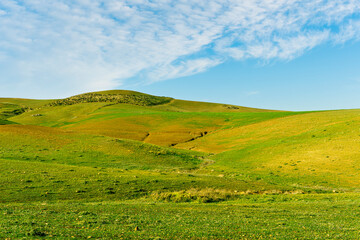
(2, 194), (359, 239)
(1, 90), (360, 239)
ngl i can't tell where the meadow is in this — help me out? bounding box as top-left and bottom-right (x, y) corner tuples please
(1, 90), (360, 239)
(2, 194), (360, 239)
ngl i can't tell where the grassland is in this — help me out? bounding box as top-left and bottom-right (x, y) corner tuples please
(1, 90), (360, 239)
(2, 194), (359, 239)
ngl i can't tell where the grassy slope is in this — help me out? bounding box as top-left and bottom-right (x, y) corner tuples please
(2, 91), (360, 238)
(10, 102), (297, 146)
(0, 123), (272, 203)
(0, 98), (51, 122)
(152, 98), (277, 112)
(3, 92), (360, 192)
(0, 98), (52, 108)
(177, 109), (360, 190)
(4, 92), (360, 192)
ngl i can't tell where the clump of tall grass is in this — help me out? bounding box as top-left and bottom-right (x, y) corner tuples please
(150, 188), (306, 203)
(150, 188), (240, 203)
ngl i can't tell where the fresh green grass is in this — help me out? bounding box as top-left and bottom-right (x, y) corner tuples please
(0, 102), (25, 120)
(3, 92), (360, 192)
(10, 102), (301, 146)
(0, 119), (16, 125)
(1, 194), (359, 239)
(152, 98), (276, 112)
(0, 125), (204, 171)
(0, 158), (264, 203)
(182, 110), (360, 192)
(2, 90), (360, 238)
(0, 98), (51, 109)
(0, 98), (50, 121)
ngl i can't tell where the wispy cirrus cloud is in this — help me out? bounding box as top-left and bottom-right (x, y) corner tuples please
(246, 91), (260, 96)
(0, 0), (360, 98)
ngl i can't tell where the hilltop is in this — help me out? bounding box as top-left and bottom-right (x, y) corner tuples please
(47, 90), (173, 107)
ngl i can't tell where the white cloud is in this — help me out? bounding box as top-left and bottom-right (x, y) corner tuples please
(1, 0), (360, 97)
(334, 19), (360, 43)
(246, 91), (260, 96)
(147, 58), (223, 83)
(275, 30), (330, 59)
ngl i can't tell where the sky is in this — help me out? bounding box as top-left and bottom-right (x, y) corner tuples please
(1, 0), (360, 111)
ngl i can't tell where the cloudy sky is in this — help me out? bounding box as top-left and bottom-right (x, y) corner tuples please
(1, 0), (360, 110)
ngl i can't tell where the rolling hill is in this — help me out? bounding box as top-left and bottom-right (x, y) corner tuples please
(1, 90), (360, 238)
(2, 90), (360, 195)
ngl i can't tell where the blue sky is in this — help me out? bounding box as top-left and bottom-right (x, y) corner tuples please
(133, 41), (360, 111)
(1, 0), (360, 110)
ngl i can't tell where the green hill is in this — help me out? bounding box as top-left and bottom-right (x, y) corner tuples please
(10, 90), (284, 146)
(3, 90), (360, 193)
(1, 90), (360, 239)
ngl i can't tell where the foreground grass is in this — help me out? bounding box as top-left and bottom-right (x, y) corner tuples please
(1, 194), (359, 239)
